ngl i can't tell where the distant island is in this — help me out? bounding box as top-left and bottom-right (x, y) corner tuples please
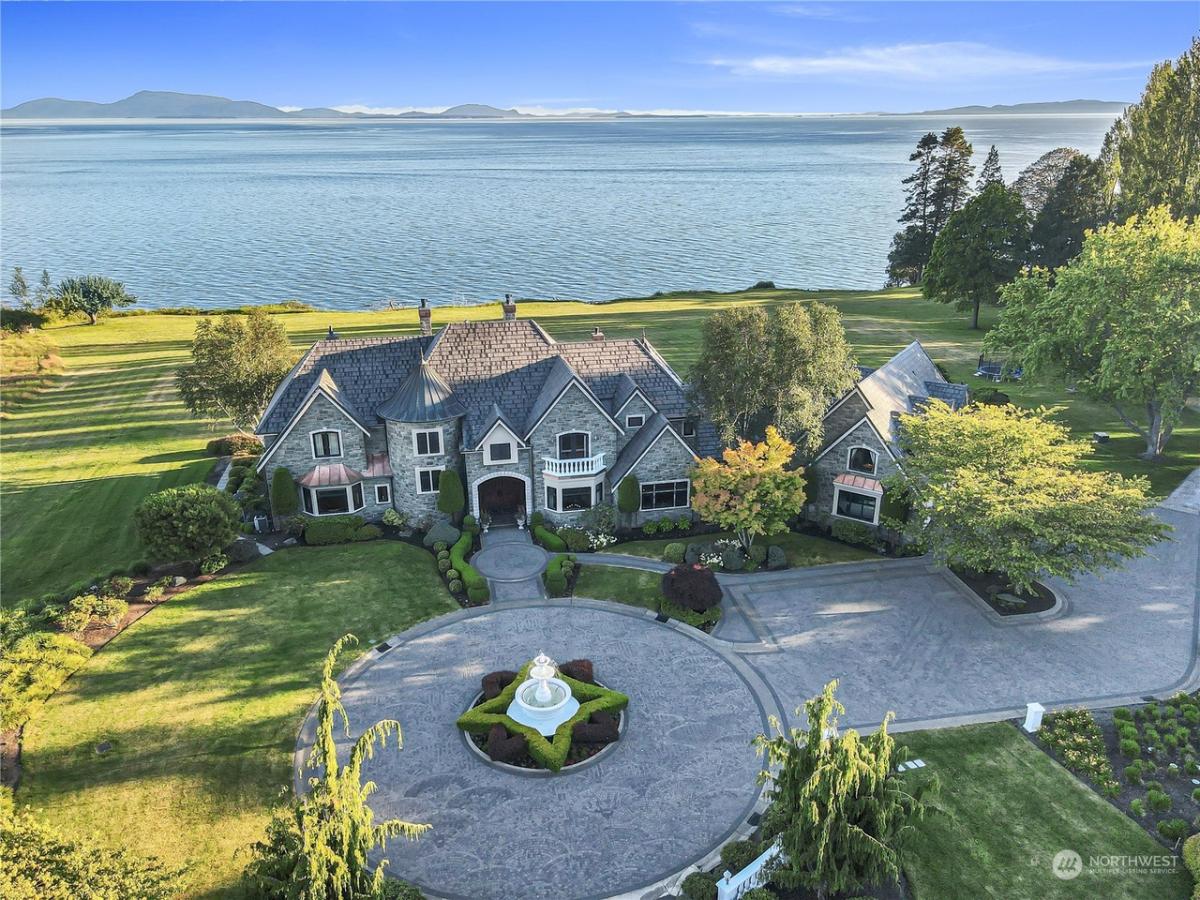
(900, 99), (1128, 116)
(0, 90), (1130, 120)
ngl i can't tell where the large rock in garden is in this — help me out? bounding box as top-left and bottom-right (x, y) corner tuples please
(224, 539), (261, 565)
(767, 545), (787, 570)
(422, 521), (461, 548)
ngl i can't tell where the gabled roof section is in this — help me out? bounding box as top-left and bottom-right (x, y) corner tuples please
(923, 380), (969, 409)
(856, 341), (963, 445)
(312, 369), (371, 431)
(377, 359), (466, 422)
(608, 413), (697, 486)
(524, 357), (584, 432)
(471, 403), (526, 449)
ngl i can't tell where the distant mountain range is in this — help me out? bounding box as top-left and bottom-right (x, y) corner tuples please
(0, 90), (1131, 120)
(0, 91), (537, 120)
(900, 99), (1128, 116)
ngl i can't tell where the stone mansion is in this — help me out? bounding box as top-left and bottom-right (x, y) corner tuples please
(254, 299), (720, 527)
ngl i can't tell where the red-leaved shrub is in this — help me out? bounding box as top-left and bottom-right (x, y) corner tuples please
(662, 563), (722, 612)
(486, 724), (527, 763)
(559, 659), (594, 684)
(481, 670), (518, 700)
(573, 711), (620, 744)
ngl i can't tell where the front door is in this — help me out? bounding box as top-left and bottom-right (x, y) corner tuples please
(478, 476), (525, 522)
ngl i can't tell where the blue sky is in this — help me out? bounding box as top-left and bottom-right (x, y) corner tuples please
(1, 2), (1194, 113)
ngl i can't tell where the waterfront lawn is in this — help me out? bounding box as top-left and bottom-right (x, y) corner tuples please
(17, 541), (457, 899)
(610, 529), (877, 567)
(5, 285), (1195, 599)
(898, 723), (1190, 900)
(573, 565), (662, 611)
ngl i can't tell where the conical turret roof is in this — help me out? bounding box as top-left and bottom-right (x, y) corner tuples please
(377, 359), (466, 422)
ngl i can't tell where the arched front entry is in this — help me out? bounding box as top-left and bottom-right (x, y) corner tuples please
(472, 473), (531, 524)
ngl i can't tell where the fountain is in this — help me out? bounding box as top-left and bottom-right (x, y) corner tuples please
(506, 652), (580, 736)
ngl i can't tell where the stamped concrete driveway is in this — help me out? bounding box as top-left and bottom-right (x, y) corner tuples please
(722, 506), (1199, 731)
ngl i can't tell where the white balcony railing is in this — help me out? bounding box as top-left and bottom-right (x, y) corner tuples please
(543, 453), (606, 477)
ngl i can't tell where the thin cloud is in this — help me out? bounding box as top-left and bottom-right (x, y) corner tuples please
(713, 42), (1150, 81)
(768, 4), (873, 23)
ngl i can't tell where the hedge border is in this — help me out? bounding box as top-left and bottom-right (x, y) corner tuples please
(455, 662), (629, 772)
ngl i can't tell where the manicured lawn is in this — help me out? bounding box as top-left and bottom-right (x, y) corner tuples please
(574, 565), (662, 611)
(897, 723), (1190, 900)
(610, 530), (878, 567)
(17, 541), (457, 899)
(5, 285), (1195, 599)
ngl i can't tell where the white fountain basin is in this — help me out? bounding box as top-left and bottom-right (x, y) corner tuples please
(506, 676), (580, 736)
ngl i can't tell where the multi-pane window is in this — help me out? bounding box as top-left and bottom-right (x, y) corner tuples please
(558, 432), (589, 459)
(847, 446), (877, 474)
(640, 480), (689, 510)
(415, 429), (442, 456)
(561, 486), (593, 511)
(417, 468), (442, 494)
(302, 483), (366, 515)
(312, 431), (341, 458)
(836, 489), (878, 523)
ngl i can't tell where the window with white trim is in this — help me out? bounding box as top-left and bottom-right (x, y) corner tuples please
(302, 482), (366, 516)
(641, 480), (689, 510)
(375, 483), (391, 504)
(847, 446), (877, 475)
(416, 467), (442, 494)
(682, 420), (696, 437)
(557, 432), (589, 459)
(626, 414), (645, 428)
(561, 486), (593, 511)
(311, 431), (341, 458)
(488, 441), (513, 462)
(835, 488), (878, 524)
(545, 485), (557, 510)
(414, 429), (442, 456)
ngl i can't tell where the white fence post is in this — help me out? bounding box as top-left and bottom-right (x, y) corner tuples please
(715, 840), (783, 900)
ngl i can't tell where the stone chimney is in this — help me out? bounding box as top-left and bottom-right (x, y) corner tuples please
(418, 298), (431, 336)
(502, 293), (517, 321)
(590, 326), (605, 342)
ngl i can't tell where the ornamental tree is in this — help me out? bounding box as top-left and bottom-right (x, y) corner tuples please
(437, 469), (465, 522)
(245, 635), (428, 899)
(924, 182), (1030, 329)
(990, 207), (1199, 460)
(270, 467), (299, 517)
(45, 274), (136, 324)
(754, 680), (929, 898)
(888, 401), (1167, 592)
(690, 426), (806, 552)
(176, 308), (294, 435)
(135, 484), (241, 562)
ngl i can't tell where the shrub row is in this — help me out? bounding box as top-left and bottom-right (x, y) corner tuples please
(205, 434), (263, 457)
(831, 519), (878, 549)
(303, 515), (381, 546)
(450, 532), (489, 604)
(639, 514), (693, 536)
(544, 553), (577, 597)
(533, 525), (567, 553)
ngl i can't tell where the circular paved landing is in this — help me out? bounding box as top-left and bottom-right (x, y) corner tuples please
(472, 541), (549, 582)
(298, 603), (768, 900)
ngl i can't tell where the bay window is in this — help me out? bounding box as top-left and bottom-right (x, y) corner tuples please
(301, 482), (366, 516)
(835, 488), (878, 524)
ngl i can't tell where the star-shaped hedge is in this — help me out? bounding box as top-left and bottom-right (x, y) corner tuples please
(456, 661), (629, 772)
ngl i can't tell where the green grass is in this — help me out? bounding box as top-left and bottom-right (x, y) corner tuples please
(4, 285), (1195, 599)
(573, 564), (662, 611)
(17, 541), (457, 899)
(898, 723), (1190, 900)
(610, 529), (878, 567)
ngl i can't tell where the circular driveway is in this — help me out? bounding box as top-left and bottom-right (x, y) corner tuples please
(297, 603), (769, 900)
(472, 541), (549, 582)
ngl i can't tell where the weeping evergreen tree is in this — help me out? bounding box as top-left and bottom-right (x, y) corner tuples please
(754, 680), (931, 899)
(246, 635), (430, 899)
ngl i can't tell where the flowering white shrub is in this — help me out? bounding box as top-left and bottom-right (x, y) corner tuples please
(713, 538), (740, 551)
(700, 552), (723, 569)
(587, 531), (617, 550)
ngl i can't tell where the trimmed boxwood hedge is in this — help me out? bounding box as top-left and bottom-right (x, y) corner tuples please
(456, 661), (628, 772)
(661, 595), (723, 628)
(450, 532), (490, 604)
(533, 525), (567, 552)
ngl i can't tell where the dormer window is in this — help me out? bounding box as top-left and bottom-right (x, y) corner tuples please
(848, 446), (877, 474)
(312, 431), (341, 459)
(682, 420), (696, 437)
(414, 429), (442, 457)
(488, 442), (512, 462)
(558, 432), (589, 460)
(626, 414), (645, 428)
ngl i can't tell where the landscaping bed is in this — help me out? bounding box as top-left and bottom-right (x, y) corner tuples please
(456, 660), (628, 773)
(571, 563), (724, 632)
(1032, 698), (1200, 848)
(953, 567), (1057, 616)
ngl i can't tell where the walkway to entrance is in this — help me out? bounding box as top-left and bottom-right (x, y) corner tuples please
(473, 527), (549, 602)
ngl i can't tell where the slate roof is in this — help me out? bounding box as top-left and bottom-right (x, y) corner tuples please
(922, 380), (969, 409)
(377, 359), (466, 423)
(855, 341), (967, 446)
(257, 317), (699, 449)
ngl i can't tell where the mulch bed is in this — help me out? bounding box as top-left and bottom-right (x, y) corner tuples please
(952, 568), (1056, 616)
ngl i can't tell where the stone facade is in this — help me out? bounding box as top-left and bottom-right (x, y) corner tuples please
(616, 394), (655, 431)
(386, 416), (462, 527)
(820, 390), (869, 447)
(464, 446), (535, 520)
(805, 418), (897, 527)
(623, 429), (699, 526)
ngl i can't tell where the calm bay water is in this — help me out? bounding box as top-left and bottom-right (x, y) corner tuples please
(0, 116), (1113, 309)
